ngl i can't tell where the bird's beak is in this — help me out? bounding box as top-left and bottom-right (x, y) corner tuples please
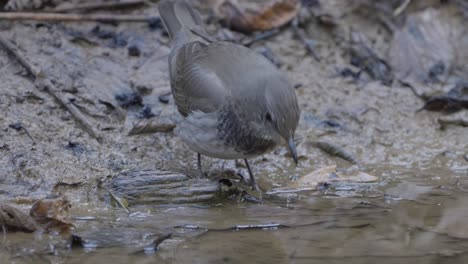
(288, 137), (298, 165)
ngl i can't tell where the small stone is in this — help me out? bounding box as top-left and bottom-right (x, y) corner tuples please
(148, 17), (163, 31)
(115, 92), (142, 108)
(158, 92), (171, 104)
(128, 44), (141, 57)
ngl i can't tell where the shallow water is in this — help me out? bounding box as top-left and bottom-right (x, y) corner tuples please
(2, 166), (468, 263)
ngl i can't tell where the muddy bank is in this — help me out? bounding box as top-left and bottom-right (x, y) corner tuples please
(0, 0), (467, 263)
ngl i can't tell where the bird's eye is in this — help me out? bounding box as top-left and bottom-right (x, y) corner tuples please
(265, 113), (272, 122)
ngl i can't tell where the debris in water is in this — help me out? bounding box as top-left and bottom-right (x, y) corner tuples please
(29, 196), (73, 231)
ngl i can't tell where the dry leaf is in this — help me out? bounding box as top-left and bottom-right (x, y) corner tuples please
(291, 165), (378, 189)
(219, 0), (301, 33)
(30, 196), (73, 231)
(312, 141), (359, 164)
(339, 171), (379, 183)
(295, 165), (338, 187)
(128, 119), (176, 136)
(0, 203), (38, 232)
(421, 83), (468, 113)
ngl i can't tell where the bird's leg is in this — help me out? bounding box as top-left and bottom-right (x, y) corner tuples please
(244, 159), (259, 191)
(197, 153), (205, 178)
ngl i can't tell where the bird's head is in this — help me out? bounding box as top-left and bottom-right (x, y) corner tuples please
(240, 75), (300, 164)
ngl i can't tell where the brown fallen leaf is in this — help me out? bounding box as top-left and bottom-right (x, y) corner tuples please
(312, 141), (359, 165)
(421, 83), (468, 113)
(128, 119), (176, 136)
(219, 0), (301, 33)
(30, 196), (73, 231)
(0, 203), (38, 232)
(295, 165), (338, 187)
(338, 171), (379, 183)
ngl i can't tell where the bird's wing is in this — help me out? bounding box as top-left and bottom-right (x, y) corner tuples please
(170, 41), (228, 117)
(193, 42), (285, 98)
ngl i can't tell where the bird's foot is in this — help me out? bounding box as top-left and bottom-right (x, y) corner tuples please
(248, 176), (260, 191)
(243, 159), (260, 191)
(196, 153), (207, 178)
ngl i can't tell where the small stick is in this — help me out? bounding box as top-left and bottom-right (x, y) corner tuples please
(438, 117), (468, 129)
(292, 18), (320, 62)
(242, 28), (281, 47)
(393, 0), (411, 16)
(133, 233), (172, 254)
(8, 122), (35, 142)
(0, 36), (102, 142)
(0, 12), (156, 23)
(51, 0), (147, 13)
(102, 186), (130, 213)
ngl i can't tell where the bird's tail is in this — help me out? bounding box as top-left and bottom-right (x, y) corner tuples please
(158, 0), (205, 42)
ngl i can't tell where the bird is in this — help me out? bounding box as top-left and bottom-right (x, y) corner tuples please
(158, 0), (300, 190)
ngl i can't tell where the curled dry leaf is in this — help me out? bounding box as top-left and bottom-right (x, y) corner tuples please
(295, 165), (338, 187)
(0, 203), (38, 232)
(421, 83), (468, 113)
(219, 0), (301, 33)
(312, 141), (359, 165)
(30, 196), (73, 231)
(128, 119), (176, 136)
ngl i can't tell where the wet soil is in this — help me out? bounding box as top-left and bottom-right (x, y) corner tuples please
(0, 1), (467, 263)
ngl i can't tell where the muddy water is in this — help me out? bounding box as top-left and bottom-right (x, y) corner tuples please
(3, 172), (468, 263)
(0, 2), (468, 263)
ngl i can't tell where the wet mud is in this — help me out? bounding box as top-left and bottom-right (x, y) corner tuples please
(0, 0), (467, 263)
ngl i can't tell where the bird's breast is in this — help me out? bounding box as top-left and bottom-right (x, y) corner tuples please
(217, 104), (277, 157)
(176, 107), (277, 159)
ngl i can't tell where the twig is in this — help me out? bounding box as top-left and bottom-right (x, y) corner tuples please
(145, 233), (172, 251)
(242, 28), (281, 47)
(0, 12), (156, 23)
(102, 186), (130, 213)
(393, 0), (411, 16)
(189, 28), (216, 43)
(51, 0), (147, 13)
(438, 117), (468, 129)
(8, 122), (35, 142)
(292, 18), (320, 62)
(133, 233), (172, 254)
(376, 13), (397, 33)
(0, 36), (102, 141)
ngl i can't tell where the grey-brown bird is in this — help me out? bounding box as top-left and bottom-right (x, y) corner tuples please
(159, 0), (300, 189)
